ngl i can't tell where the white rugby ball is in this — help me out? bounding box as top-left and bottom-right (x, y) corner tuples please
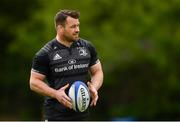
(68, 81), (90, 112)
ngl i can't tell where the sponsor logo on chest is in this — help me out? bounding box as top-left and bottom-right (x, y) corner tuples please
(52, 47), (90, 73)
(68, 59), (76, 64)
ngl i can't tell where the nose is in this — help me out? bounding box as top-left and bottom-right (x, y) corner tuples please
(75, 26), (79, 33)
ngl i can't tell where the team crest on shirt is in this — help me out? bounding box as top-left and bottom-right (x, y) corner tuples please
(79, 48), (88, 56)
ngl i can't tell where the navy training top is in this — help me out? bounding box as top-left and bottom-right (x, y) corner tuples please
(31, 38), (99, 120)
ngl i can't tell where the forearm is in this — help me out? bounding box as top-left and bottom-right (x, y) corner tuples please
(91, 70), (103, 91)
(30, 78), (56, 98)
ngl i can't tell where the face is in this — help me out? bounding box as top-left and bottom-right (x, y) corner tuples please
(59, 16), (80, 42)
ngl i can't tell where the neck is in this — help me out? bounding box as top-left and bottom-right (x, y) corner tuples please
(56, 35), (73, 47)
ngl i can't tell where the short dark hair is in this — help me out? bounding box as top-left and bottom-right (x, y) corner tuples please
(54, 9), (80, 27)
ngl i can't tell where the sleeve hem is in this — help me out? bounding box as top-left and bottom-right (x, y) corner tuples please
(89, 59), (100, 67)
(31, 68), (47, 76)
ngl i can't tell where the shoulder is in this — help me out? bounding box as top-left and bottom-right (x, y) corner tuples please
(77, 38), (95, 48)
(35, 39), (56, 56)
(78, 38), (98, 56)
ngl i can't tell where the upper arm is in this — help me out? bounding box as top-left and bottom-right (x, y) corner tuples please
(89, 61), (103, 90)
(31, 51), (50, 76)
(87, 41), (99, 67)
(30, 70), (46, 81)
(30, 50), (49, 85)
(30, 71), (46, 87)
(90, 61), (103, 75)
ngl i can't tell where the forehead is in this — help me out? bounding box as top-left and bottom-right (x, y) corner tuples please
(66, 16), (79, 25)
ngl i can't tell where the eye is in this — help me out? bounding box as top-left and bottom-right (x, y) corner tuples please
(71, 25), (76, 28)
(70, 24), (79, 28)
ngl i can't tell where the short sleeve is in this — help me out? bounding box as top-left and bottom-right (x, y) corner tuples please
(31, 52), (49, 76)
(88, 42), (99, 67)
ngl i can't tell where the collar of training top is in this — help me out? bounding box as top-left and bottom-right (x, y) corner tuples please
(54, 39), (81, 49)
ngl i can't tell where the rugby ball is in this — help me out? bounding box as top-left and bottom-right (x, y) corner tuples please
(68, 81), (90, 112)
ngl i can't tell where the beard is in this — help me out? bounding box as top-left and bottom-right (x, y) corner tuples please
(63, 33), (79, 42)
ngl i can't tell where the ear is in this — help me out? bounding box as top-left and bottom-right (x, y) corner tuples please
(57, 25), (64, 32)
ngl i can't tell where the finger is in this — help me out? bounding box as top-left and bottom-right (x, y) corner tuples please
(65, 100), (73, 109)
(90, 89), (97, 98)
(61, 83), (69, 90)
(94, 95), (98, 106)
(62, 93), (72, 108)
(90, 100), (94, 106)
(61, 97), (73, 109)
(90, 94), (98, 106)
(63, 94), (72, 107)
(63, 94), (72, 103)
(90, 99), (97, 106)
(91, 98), (97, 106)
(87, 81), (90, 85)
(87, 82), (93, 93)
(60, 98), (66, 106)
(87, 82), (92, 88)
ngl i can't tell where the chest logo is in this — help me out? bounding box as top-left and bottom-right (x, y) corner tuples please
(79, 48), (88, 56)
(54, 46), (57, 50)
(68, 59), (76, 64)
(53, 53), (62, 60)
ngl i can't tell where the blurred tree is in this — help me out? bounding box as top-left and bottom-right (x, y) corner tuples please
(0, 0), (43, 120)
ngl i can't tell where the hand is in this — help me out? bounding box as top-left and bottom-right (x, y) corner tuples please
(54, 84), (72, 109)
(87, 82), (98, 106)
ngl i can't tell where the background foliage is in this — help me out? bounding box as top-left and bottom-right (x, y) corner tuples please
(0, 0), (180, 120)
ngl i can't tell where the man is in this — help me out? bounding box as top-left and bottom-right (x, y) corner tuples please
(29, 9), (103, 120)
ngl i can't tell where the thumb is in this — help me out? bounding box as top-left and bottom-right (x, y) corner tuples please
(61, 83), (69, 90)
(87, 82), (91, 87)
(87, 82), (93, 91)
